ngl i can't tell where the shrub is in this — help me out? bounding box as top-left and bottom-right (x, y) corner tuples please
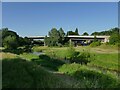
(66, 46), (76, 60)
(66, 47), (91, 65)
(3, 35), (19, 49)
(90, 41), (101, 47)
(72, 51), (90, 65)
(109, 33), (120, 45)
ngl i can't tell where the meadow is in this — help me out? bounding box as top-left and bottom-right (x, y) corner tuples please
(1, 45), (120, 88)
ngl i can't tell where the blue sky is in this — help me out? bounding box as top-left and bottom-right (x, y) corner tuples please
(2, 2), (118, 37)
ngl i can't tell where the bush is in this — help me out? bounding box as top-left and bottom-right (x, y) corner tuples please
(72, 51), (90, 65)
(90, 41), (101, 47)
(66, 47), (91, 65)
(3, 35), (19, 49)
(109, 34), (120, 45)
(66, 46), (76, 60)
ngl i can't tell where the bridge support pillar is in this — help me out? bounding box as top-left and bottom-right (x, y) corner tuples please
(44, 41), (46, 46)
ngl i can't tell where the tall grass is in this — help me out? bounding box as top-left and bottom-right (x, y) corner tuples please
(88, 53), (119, 72)
(2, 58), (67, 88)
(59, 63), (120, 88)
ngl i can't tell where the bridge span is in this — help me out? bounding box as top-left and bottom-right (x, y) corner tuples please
(27, 35), (110, 46)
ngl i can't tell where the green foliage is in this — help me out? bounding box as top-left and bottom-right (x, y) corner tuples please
(91, 27), (119, 36)
(3, 35), (18, 49)
(58, 28), (65, 44)
(24, 45), (33, 52)
(45, 28), (65, 47)
(89, 53), (119, 72)
(73, 51), (90, 65)
(66, 46), (91, 65)
(66, 46), (76, 60)
(90, 41), (101, 47)
(67, 28), (79, 36)
(1, 28), (19, 48)
(23, 37), (31, 45)
(82, 32), (89, 36)
(33, 40), (44, 46)
(1, 28), (32, 49)
(75, 28), (79, 35)
(93, 35), (98, 42)
(59, 63), (81, 74)
(109, 33), (120, 45)
(73, 69), (119, 88)
(1, 28), (19, 40)
(59, 63), (119, 88)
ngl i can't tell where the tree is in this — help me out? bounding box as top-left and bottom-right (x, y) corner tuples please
(44, 35), (50, 46)
(82, 32), (89, 36)
(67, 28), (79, 36)
(2, 28), (19, 39)
(109, 33), (120, 45)
(3, 35), (18, 49)
(91, 27), (119, 36)
(23, 37), (31, 45)
(1, 28), (20, 47)
(18, 37), (25, 46)
(75, 28), (79, 35)
(45, 28), (60, 46)
(58, 28), (65, 44)
(67, 31), (75, 36)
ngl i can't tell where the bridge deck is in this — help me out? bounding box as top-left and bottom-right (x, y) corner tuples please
(28, 35), (110, 39)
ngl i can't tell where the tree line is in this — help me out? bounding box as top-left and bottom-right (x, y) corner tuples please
(0, 28), (31, 50)
(0, 27), (120, 49)
(44, 27), (120, 46)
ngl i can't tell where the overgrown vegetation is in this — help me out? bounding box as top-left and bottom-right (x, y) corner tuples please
(59, 63), (120, 88)
(90, 41), (101, 47)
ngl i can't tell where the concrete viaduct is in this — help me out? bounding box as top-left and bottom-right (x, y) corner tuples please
(27, 35), (110, 46)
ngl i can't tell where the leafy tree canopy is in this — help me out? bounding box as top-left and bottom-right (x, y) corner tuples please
(82, 32), (89, 36)
(67, 28), (79, 36)
(91, 27), (119, 36)
(45, 28), (65, 46)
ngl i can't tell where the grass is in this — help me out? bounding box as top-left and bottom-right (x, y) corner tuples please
(1, 45), (120, 88)
(19, 53), (39, 61)
(34, 46), (119, 72)
(88, 53), (119, 72)
(32, 54), (65, 71)
(2, 58), (68, 88)
(58, 63), (120, 88)
(0, 52), (17, 59)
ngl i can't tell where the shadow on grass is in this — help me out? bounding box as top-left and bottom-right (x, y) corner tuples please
(2, 58), (66, 88)
(2, 48), (24, 55)
(31, 54), (65, 71)
(2, 46), (32, 55)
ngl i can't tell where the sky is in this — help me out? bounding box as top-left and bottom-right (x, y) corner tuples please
(2, 2), (118, 37)
(2, 0), (120, 2)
